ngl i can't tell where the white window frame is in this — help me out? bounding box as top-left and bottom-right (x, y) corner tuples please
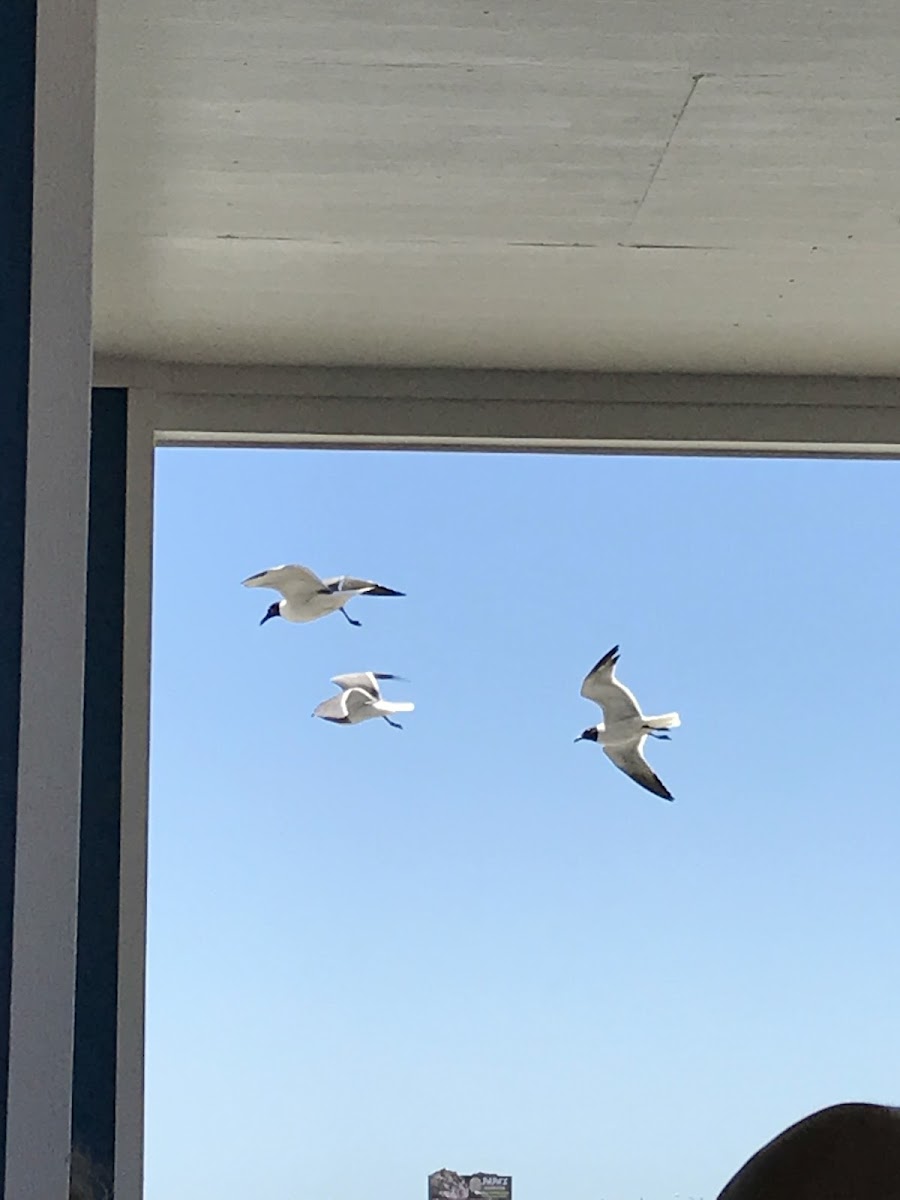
(108, 364), (900, 1198)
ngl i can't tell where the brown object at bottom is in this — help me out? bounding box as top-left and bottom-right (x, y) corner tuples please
(717, 1103), (900, 1200)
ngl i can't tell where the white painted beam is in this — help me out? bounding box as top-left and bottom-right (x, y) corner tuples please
(90, 362), (900, 457)
(6, 0), (97, 1196)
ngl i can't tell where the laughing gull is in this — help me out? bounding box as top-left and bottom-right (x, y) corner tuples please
(575, 645), (680, 801)
(242, 563), (404, 627)
(312, 672), (415, 730)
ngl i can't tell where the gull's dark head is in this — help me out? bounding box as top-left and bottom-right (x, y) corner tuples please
(260, 601), (281, 626)
(574, 727), (599, 744)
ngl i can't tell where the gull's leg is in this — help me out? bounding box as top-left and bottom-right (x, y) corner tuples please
(339, 606), (362, 627)
(382, 716), (403, 729)
(648, 730), (671, 740)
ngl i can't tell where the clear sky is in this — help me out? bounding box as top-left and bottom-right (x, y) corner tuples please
(146, 445), (900, 1200)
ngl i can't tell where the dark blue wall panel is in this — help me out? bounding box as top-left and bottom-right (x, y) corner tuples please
(72, 388), (128, 1192)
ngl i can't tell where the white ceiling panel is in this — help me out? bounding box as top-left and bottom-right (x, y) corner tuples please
(93, 0), (900, 371)
(628, 72), (900, 250)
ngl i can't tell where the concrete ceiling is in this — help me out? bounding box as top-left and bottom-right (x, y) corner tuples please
(94, 0), (900, 371)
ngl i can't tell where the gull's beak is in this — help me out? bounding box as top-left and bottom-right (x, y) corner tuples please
(574, 735), (584, 743)
(260, 610), (276, 626)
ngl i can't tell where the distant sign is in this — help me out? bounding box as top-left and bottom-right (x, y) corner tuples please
(428, 1169), (512, 1200)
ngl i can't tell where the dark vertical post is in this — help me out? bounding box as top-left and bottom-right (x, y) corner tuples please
(72, 388), (129, 1197)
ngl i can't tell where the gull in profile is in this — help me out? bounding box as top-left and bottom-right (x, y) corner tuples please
(242, 563), (404, 627)
(575, 645), (680, 801)
(312, 672), (415, 730)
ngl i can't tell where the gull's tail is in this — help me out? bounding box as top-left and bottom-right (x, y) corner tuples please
(645, 712), (680, 730)
(379, 701), (415, 715)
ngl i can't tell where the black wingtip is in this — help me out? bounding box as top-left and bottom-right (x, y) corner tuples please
(589, 644), (620, 674)
(368, 586), (405, 597)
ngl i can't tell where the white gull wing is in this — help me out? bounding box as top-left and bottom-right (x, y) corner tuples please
(580, 645), (643, 723)
(603, 737), (674, 802)
(241, 564), (326, 602)
(313, 686), (374, 723)
(329, 671), (405, 696)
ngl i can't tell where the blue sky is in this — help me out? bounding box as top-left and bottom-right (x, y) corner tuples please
(146, 446), (900, 1200)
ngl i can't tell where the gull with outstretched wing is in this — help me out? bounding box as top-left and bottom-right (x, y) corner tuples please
(242, 563), (404, 627)
(575, 645), (680, 802)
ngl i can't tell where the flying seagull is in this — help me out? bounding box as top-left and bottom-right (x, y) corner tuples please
(242, 563), (404, 627)
(312, 672), (415, 730)
(575, 645), (680, 801)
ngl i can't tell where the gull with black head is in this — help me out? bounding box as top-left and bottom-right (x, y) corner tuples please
(575, 645), (680, 801)
(243, 563), (404, 627)
(313, 672), (415, 730)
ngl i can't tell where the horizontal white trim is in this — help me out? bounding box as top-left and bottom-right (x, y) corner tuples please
(142, 388), (900, 458)
(88, 361), (900, 456)
(160, 431), (900, 459)
(95, 358), (900, 405)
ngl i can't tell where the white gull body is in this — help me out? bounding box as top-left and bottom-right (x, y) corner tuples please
(313, 672), (415, 730)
